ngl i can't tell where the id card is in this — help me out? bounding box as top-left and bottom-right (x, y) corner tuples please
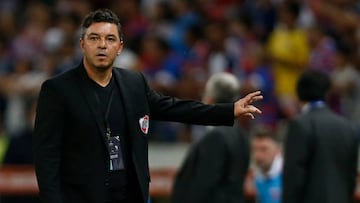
(108, 135), (124, 171)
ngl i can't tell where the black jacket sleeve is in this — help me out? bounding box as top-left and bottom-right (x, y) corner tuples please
(142, 74), (235, 126)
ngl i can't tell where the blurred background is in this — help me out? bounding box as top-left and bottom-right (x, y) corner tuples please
(0, 0), (360, 202)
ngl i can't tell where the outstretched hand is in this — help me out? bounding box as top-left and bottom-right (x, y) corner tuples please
(234, 91), (263, 119)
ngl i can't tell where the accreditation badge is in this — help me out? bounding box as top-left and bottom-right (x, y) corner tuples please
(109, 135), (124, 171)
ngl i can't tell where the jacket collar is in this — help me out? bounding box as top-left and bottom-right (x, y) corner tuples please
(301, 100), (327, 114)
(112, 67), (137, 137)
(255, 153), (283, 180)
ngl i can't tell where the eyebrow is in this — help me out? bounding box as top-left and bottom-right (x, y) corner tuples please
(86, 33), (118, 38)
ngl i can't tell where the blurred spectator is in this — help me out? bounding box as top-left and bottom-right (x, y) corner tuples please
(147, 1), (175, 42)
(251, 125), (282, 203)
(266, 1), (309, 119)
(44, 12), (81, 55)
(113, 47), (139, 70)
(242, 47), (279, 127)
(0, 115), (8, 166)
(205, 20), (236, 75)
(1, 97), (38, 203)
(226, 16), (260, 79)
(296, 0), (316, 28)
(0, 11), (16, 43)
(310, 0), (360, 88)
(282, 70), (358, 203)
(194, 0), (242, 21)
(0, 59), (46, 136)
(10, 2), (51, 65)
(3, 97), (36, 164)
(310, 0), (359, 51)
(241, 0), (278, 42)
(53, 37), (81, 74)
(55, 0), (92, 18)
(113, 0), (149, 53)
(182, 24), (208, 67)
(0, 35), (12, 75)
(307, 24), (337, 75)
(331, 46), (360, 122)
(168, 0), (201, 55)
(172, 72), (250, 203)
(138, 34), (183, 94)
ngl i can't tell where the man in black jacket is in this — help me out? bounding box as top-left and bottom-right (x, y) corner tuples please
(282, 70), (358, 203)
(172, 72), (250, 203)
(33, 9), (262, 203)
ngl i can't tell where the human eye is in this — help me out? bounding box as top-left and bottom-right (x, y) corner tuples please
(88, 35), (99, 41)
(107, 36), (117, 42)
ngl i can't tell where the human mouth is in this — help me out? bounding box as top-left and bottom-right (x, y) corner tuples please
(96, 53), (107, 58)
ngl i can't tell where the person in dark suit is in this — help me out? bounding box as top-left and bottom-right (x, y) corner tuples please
(172, 72), (250, 203)
(282, 70), (358, 203)
(33, 9), (263, 203)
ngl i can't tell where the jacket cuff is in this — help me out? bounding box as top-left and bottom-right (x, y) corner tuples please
(216, 103), (235, 126)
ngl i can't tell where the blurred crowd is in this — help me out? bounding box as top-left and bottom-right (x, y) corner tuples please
(0, 0), (360, 155)
(0, 1), (360, 203)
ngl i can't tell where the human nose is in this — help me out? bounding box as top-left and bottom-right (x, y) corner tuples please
(98, 38), (106, 49)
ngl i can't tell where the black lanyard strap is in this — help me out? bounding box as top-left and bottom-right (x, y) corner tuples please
(105, 88), (114, 140)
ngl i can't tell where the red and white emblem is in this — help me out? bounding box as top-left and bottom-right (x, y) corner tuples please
(139, 115), (149, 134)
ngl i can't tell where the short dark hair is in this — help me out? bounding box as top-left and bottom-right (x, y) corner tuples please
(296, 70), (331, 102)
(80, 9), (123, 41)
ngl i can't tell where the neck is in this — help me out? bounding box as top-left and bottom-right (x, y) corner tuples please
(83, 60), (113, 87)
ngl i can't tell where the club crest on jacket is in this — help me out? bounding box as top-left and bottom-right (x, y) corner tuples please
(139, 115), (149, 134)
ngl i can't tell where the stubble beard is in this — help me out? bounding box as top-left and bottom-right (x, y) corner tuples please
(85, 56), (114, 74)
(94, 63), (113, 73)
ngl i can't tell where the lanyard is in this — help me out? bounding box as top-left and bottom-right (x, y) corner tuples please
(105, 89), (114, 141)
